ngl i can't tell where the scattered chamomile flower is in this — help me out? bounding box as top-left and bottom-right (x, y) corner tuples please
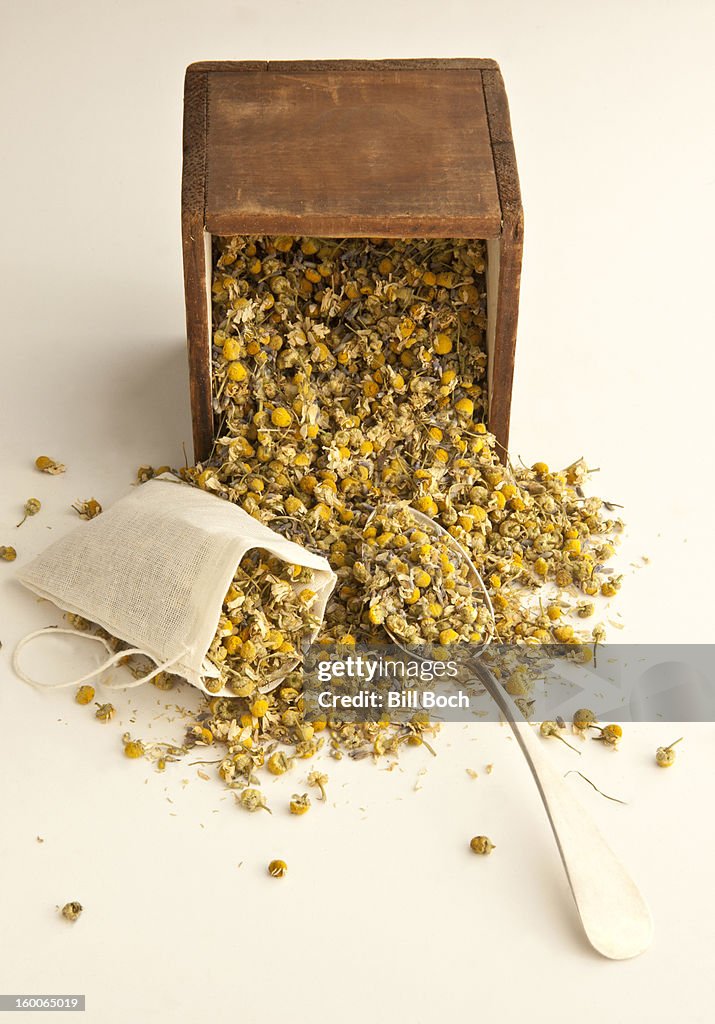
(572, 708), (598, 734)
(307, 770), (328, 801)
(94, 703), (115, 722)
(539, 720), (581, 754)
(122, 735), (145, 759)
(75, 685), (95, 705)
(266, 752), (291, 776)
(469, 836), (495, 855)
(268, 859), (287, 878)
(150, 672), (175, 691)
(289, 793), (311, 815)
(60, 902), (83, 923)
(655, 737), (683, 767)
(236, 788), (271, 813)
(35, 455), (66, 475)
(72, 498), (102, 520)
(0, 546), (17, 562)
(16, 498), (41, 527)
(594, 724), (622, 747)
(190, 725), (214, 745)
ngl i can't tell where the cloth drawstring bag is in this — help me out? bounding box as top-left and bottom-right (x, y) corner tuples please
(13, 476), (336, 696)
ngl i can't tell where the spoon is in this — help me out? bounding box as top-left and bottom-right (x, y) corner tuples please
(472, 657), (653, 959)
(378, 504), (654, 959)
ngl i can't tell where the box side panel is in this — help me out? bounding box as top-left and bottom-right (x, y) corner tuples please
(182, 69), (215, 461)
(204, 68), (501, 238)
(482, 67), (523, 456)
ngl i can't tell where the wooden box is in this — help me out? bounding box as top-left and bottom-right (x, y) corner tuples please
(182, 58), (522, 461)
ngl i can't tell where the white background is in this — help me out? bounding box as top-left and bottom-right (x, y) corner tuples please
(1, 2), (714, 1022)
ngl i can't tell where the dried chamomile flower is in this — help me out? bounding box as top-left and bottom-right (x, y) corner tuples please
(591, 624), (607, 661)
(594, 724), (622, 747)
(0, 546), (17, 562)
(539, 720), (580, 754)
(268, 859), (287, 878)
(95, 702), (115, 722)
(72, 498), (102, 520)
(16, 498), (41, 527)
(122, 734), (145, 759)
(60, 901), (83, 922)
(572, 708), (598, 734)
(469, 835), (495, 855)
(307, 770), (328, 800)
(150, 672), (175, 691)
(190, 725), (214, 745)
(655, 737), (683, 767)
(271, 407), (292, 428)
(65, 613), (90, 631)
(266, 752), (291, 775)
(35, 455), (66, 475)
(289, 793), (311, 815)
(236, 787), (270, 813)
(75, 685), (95, 705)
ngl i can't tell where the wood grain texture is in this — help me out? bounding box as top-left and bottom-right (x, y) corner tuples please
(204, 68), (501, 237)
(188, 58), (499, 74)
(482, 68), (523, 455)
(181, 69), (214, 461)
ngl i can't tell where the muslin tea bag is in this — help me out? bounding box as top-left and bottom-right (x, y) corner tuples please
(14, 476), (336, 696)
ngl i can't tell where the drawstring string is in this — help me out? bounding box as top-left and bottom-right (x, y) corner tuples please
(13, 627), (185, 691)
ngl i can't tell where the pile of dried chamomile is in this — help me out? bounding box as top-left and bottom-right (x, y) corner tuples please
(78, 237), (626, 790)
(203, 549), (321, 696)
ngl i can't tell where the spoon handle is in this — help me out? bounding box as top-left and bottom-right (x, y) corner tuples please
(473, 661), (653, 959)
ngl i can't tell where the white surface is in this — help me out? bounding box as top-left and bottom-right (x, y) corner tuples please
(1, 2), (714, 1022)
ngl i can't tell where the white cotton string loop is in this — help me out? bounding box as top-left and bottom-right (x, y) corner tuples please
(12, 627), (184, 691)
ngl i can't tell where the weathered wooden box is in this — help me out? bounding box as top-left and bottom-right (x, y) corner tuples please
(182, 58), (522, 461)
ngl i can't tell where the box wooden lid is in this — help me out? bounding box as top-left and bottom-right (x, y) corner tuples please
(183, 59), (519, 238)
